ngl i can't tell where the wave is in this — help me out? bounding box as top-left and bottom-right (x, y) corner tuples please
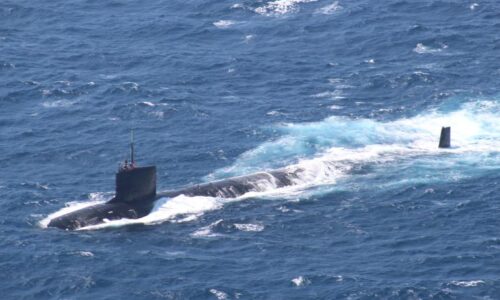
(191, 219), (265, 238)
(213, 20), (236, 29)
(42, 99), (500, 230)
(42, 99), (75, 108)
(234, 223), (264, 232)
(255, 0), (318, 16)
(469, 3), (479, 10)
(450, 280), (484, 287)
(209, 289), (229, 300)
(291, 276), (310, 286)
(414, 42), (448, 54)
(211, 100), (500, 178)
(316, 1), (342, 15)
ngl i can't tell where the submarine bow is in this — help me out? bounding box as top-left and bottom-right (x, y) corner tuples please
(48, 166), (157, 230)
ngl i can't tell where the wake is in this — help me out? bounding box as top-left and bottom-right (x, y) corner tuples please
(41, 100), (500, 230)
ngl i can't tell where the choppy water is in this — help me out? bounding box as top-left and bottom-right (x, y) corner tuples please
(1, 0), (499, 299)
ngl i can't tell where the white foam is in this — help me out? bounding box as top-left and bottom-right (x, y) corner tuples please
(414, 43), (448, 54)
(171, 214), (199, 223)
(316, 1), (342, 14)
(191, 226), (216, 238)
(100, 74), (119, 80)
(469, 3), (479, 10)
(255, 0), (317, 16)
(291, 276), (310, 286)
(212, 100), (500, 199)
(209, 289), (229, 300)
(77, 251), (94, 257)
(328, 78), (342, 84)
(267, 110), (281, 116)
(192, 219), (224, 238)
(244, 34), (255, 43)
(213, 20), (236, 29)
(234, 223), (264, 232)
(55, 80), (71, 86)
(451, 280), (484, 287)
(122, 81), (139, 91)
(312, 90), (344, 99)
(42, 99), (74, 108)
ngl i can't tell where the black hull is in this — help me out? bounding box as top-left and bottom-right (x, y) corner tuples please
(47, 200), (154, 230)
(158, 169), (301, 198)
(48, 168), (301, 230)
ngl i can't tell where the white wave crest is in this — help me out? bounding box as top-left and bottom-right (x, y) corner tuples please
(451, 280), (484, 287)
(312, 90), (345, 99)
(414, 43), (448, 54)
(209, 289), (229, 300)
(316, 1), (342, 15)
(291, 275), (310, 286)
(121, 81), (139, 91)
(192, 219), (224, 238)
(255, 0), (317, 16)
(234, 223), (264, 232)
(42, 99), (74, 108)
(77, 251), (94, 257)
(244, 34), (254, 43)
(213, 20), (236, 29)
(140, 101), (155, 107)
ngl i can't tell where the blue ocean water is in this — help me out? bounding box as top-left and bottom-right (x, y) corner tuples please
(1, 0), (500, 298)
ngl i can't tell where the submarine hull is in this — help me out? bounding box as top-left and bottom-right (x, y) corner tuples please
(47, 169), (301, 230)
(47, 200), (154, 230)
(158, 169), (301, 198)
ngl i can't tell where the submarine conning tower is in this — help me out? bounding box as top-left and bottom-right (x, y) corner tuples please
(111, 130), (157, 204)
(114, 166), (156, 203)
(438, 126), (451, 148)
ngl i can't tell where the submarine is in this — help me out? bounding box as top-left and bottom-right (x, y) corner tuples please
(47, 134), (304, 230)
(47, 127), (451, 230)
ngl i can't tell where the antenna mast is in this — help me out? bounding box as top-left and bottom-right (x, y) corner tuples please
(130, 129), (135, 165)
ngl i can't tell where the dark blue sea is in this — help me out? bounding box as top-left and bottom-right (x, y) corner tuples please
(1, 0), (500, 299)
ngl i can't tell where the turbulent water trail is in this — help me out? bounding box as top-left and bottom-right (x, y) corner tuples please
(42, 100), (500, 230)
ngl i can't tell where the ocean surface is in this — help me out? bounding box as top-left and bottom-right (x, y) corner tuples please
(1, 0), (499, 298)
